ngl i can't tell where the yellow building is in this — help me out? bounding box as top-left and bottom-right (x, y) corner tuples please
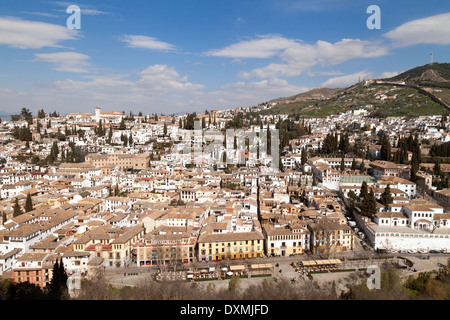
(197, 231), (264, 262)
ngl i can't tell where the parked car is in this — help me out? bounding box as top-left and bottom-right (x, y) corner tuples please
(399, 250), (407, 254)
(407, 249), (417, 254)
(418, 249), (428, 254)
(430, 250), (440, 254)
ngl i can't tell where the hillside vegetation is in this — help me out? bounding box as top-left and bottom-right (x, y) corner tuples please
(259, 84), (446, 118)
(258, 63), (450, 118)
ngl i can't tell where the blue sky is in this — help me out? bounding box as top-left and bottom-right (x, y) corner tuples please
(0, 0), (449, 115)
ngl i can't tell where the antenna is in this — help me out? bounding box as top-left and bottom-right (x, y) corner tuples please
(430, 52), (434, 64)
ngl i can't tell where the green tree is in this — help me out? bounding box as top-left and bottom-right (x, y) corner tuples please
(359, 181), (368, 199)
(46, 258), (69, 300)
(119, 117), (126, 130)
(360, 160), (365, 173)
(380, 185), (393, 210)
(25, 193), (34, 212)
(361, 189), (377, 218)
(13, 198), (22, 217)
(351, 158), (357, 171)
(301, 147), (307, 167)
(340, 156), (345, 172)
(380, 134), (391, 161)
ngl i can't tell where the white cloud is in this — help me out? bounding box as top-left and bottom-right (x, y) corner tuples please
(208, 35), (389, 79)
(137, 65), (204, 92)
(384, 12), (450, 47)
(52, 2), (112, 15)
(204, 35), (297, 59)
(0, 17), (79, 49)
(120, 35), (177, 51)
(205, 78), (309, 107)
(20, 11), (60, 18)
(34, 52), (91, 73)
(1, 64), (310, 114)
(320, 70), (373, 88)
(378, 71), (399, 79)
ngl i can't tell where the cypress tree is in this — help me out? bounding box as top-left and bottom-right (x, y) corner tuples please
(25, 193), (33, 212)
(47, 258), (68, 300)
(340, 156), (345, 172)
(351, 158), (357, 171)
(380, 185), (393, 210)
(301, 147), (307, 167)
(13, 198), (22, 217)
(359, 181), (369, 199)
(360, 160), (365, 173)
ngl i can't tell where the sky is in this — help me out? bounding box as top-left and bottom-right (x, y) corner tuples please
(0, 0), (449, 115)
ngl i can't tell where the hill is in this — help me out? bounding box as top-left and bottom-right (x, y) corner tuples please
(382, 62), (450, 106)
(268, 88), (343, 105)
(257, 63), (450, 118)
(383, 62), (450, 86)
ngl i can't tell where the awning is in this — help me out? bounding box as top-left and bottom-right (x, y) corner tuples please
(250, 263), (273, 269)
(229, 265), (245, 271)
(226, 271), (233, 276)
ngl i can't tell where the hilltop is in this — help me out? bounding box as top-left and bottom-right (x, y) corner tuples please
(382, 62), (450, 86)
(257, 63), (450, 118)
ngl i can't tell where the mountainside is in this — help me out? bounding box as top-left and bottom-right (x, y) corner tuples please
(383, 63), (450, 85)
(268, 88), (343, 105)
(258, 63), (450, 118)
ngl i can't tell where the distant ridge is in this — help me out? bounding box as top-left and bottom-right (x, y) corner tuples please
(256, 63), (450, 118)
(0, 110), (11, 120)
(268, 87), (343, 106)
(382, 62), (450, 86)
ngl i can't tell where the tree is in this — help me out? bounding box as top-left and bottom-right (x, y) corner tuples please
(119, 117), (126, 130)
(380, 134), (391, 161)
(37, 109), (46, 119)
(360, 160), (365, 173)
(340, 156), (345, 172)
(351, 158), (357, 171)
(13, 198), (22, 217)
(301, 147), (307, 167)
(359, 181), (368, 199)
(20, 108), (33, 122)
(46, 258), (68, 300)
(25, 193), (33, 212)
(361, 189), (377, 218)
(380, 185), (393, 210)
(339, 132), (350, 154)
